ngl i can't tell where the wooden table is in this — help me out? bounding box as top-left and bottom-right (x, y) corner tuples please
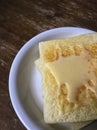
(0, 0), (97, 130)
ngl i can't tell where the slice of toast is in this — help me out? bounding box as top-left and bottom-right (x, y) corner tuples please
(35, 33), (97, 124)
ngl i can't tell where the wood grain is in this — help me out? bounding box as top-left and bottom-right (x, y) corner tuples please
(0, 0), (97, 130)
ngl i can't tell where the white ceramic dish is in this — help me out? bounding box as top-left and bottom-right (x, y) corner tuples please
(9, 27), (96, 130)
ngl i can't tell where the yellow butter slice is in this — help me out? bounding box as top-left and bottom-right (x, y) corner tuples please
(46, 53), (96, 102)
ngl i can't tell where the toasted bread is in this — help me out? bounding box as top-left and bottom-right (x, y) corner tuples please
(35, 33), (97, 124)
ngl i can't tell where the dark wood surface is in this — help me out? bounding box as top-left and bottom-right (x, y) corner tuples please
(1, 0), (97, 130)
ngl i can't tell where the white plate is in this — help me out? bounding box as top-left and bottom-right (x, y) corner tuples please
(9, 27), (96, 130)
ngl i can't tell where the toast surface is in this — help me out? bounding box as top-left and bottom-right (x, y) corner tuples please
(35, 33), (97, 123)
